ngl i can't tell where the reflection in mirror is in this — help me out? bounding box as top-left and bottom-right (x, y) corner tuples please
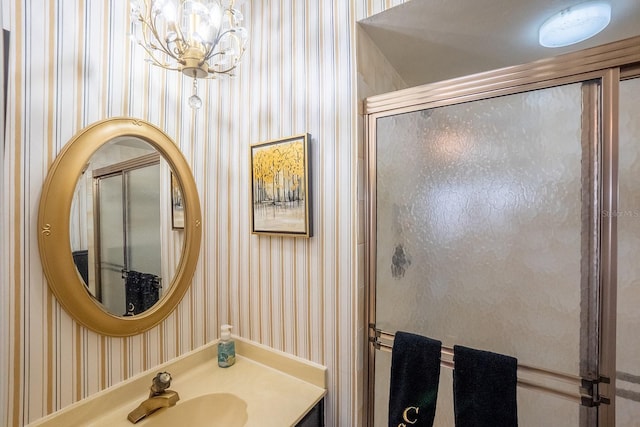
(69, 137), (184, 317)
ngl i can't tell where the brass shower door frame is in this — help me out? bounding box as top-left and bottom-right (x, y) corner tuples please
(364, 35), (640, 427)
(92, 152), (161, 305)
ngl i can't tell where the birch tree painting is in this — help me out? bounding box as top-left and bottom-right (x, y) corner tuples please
(251, 134), (311, 237)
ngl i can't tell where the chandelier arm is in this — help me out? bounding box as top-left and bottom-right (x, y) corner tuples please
(202, 30), (230, 58)
(161, 15), (189, 56)
(202, 30), (246, 63)
(207, 47), (243, 60)
(206, 54), (240, 73)
(146, 14), (186, 62)
(217, 28), (237, 41)
(226, 6), (242, 23)
(200, 40), (219, 63)
(138, 0), (183, 65)
(206, 63), (238, 76)
(137, 16), (184, 64)
(138, 42), (183, 71)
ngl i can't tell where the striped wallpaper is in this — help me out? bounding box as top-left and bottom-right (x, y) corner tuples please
(0, 0), (409, 426)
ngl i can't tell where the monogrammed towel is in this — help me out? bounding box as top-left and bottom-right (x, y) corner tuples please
(388, 331), (442, 427)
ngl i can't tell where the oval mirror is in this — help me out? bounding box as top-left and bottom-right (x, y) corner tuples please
(38, 118), (202, 336)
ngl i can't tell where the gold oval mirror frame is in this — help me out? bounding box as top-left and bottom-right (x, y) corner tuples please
(38, 117), (202, 336)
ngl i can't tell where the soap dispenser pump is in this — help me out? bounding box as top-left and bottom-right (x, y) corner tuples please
(218, 324), (236, 368)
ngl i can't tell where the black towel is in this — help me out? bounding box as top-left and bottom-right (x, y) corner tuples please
(453, 345), (518, 427)
(388, 332), (442, 427)
(124, 270), (161, 315)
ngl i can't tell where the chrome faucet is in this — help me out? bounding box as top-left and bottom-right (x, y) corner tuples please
(127, 372), (180, 424)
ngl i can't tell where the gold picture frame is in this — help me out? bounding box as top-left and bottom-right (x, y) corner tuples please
(250, 133), (312, 237)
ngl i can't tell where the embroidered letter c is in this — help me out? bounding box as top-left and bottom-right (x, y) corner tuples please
(402, 406), (419, 424)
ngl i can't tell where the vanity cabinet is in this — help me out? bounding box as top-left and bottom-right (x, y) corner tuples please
(296, 398), (324, 427)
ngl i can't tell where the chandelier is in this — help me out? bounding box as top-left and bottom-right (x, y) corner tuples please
(130, 0), (249, 108)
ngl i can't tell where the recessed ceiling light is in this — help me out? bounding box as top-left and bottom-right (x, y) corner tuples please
(539, 1), (612, 48)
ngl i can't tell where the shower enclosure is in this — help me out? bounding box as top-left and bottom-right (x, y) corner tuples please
(93, 155), (162, 316)
(364, 37), (640, 426)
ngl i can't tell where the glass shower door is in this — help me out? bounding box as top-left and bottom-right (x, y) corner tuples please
(97, 174), (125, 314)
(127, 164), (161, 280)
(96, 163), (161, 316)
(372, 81), (599, 426)
(616, 75), (640, 425)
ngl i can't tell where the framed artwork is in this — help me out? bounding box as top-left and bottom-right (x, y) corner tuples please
(171, 172), (184, 229)
(250, 133), (312, 237)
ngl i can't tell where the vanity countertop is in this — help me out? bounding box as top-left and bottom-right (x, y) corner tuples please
(28, 338), (327, 427)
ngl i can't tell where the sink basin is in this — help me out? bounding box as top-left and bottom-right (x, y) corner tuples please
(142, 393), (248, 427)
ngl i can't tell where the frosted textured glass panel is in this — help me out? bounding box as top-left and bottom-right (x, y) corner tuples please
(99, 174), (125, 315)
(127, 164), (161, 277)
(376, 83), (584, 374)
(617, 76), (640, 423)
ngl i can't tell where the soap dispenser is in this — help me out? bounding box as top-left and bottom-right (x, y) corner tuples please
(218, 324), (236, 368)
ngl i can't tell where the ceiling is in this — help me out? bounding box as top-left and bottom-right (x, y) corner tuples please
(359, 0), (640, 87)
